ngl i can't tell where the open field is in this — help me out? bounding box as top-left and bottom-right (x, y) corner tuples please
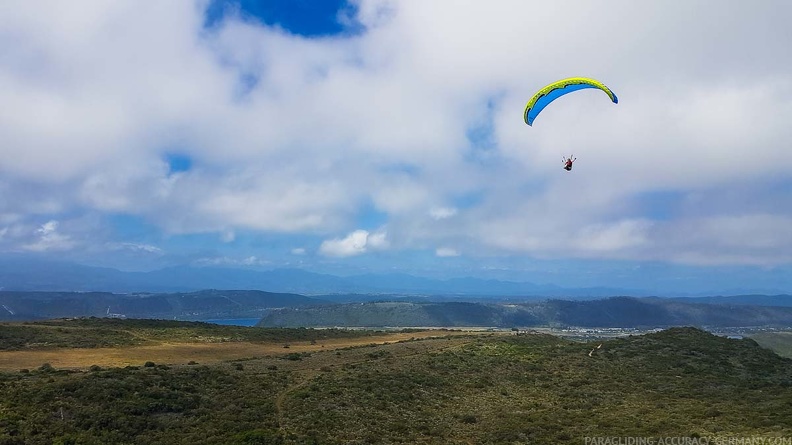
(0, 329), (485, 370)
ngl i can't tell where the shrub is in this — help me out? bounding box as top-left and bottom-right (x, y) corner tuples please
(460, 414), (478, 424)
(38, 363), (54, 372)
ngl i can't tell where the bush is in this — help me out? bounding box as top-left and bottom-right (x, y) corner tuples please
(460, 414), (478, 424)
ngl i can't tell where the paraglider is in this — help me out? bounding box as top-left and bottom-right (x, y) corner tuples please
(524, 77), (618, 126)
(563, 155), (576, 171)
(524, 77), (618, 172)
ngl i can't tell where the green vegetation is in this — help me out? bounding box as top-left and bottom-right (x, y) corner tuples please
(0, 289), (325, 321)
(0, 318), (382, 350)
(0, 323), (140, 350)
(259, 298), (792, 328)
(0, 325), (790, 444)
(0, 363), (289, 444)
(750, 331), (792, 358)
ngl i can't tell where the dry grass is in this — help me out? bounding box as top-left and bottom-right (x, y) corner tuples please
(0, 330), (485, 370)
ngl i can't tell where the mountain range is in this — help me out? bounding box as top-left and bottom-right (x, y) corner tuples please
(0, 257), (760, 297)
(259, 297), (792, 329)
(2, 257), (791, 305)
(0, 289), (326, 321)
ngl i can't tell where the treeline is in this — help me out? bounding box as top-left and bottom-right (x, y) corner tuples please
(259, 297), (792, 328)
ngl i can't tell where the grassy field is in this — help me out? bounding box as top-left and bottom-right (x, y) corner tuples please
(0, 321), (790, 444)
(0, 318), (397, 350)
(750, 331), (792, 358)
(0, 318), (472, 370)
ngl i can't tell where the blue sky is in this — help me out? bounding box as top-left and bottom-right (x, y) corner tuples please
(1, 1), (791, 294)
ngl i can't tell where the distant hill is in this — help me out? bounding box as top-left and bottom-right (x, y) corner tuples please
(5, 288), (792, 328)
(2, 257), (791, 299)
(0, 258), (351, 294)
(0, 257), (650, 296)
(0, 290), (326, 321)
(258, 296), (792, 328)
(670, 294), (792, 307)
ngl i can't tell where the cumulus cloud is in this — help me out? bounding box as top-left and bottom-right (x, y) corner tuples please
(649, 214), (792, 266)
(320, 230), (369, 257)
(0, 0), (791, 271)
(22, 220), (75, 252)
(319, 229), (389, 257)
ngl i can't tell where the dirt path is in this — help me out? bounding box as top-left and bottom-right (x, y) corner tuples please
(0, 330), (483, 371)
(272, 335), (475, 435)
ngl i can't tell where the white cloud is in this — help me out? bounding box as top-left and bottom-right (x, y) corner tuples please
(319, 229), (389, 257)
(436, 247), (460, 257)
(0, 1), (791, 269)
(291, 247), (306, 255)
(193, 255), (270, 267)
(22, 220), (75, 252)
(106, 242), (164, 254)
(429, 206), (457, 220)
(574, 220), (652, 254)
(650, 214), (792, 266)
(366, 231), (390, 250)
(320, 230), (369, 257)
(220, 230), (236, 243)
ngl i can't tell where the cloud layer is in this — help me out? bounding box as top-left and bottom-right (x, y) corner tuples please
(1, 0), (791, 274)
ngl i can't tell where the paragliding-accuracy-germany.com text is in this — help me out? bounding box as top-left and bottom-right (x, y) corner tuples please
(584, 437), (792, 445)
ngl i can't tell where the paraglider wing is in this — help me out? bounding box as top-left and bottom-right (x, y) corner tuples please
(524, 77), (618, 126)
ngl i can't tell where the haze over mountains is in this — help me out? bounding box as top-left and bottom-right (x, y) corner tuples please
(2, 257), (791, 328)
(0, 290), (324, 322)
(0, 257), (630, 296)
(1, 257), (787, 297)
(1, 288), (790, 328)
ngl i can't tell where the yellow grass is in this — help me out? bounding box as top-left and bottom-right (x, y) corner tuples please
(0, 330), (482, 370)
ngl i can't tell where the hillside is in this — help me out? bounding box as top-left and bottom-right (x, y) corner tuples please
(0, 323), (789, 444)
(0, 318), (378, 351)
(0, 258), (638, 295)
(0, 290), (326, 321)
(672, 294), (792, 307)
(749, 331), (792, 358)
(258, 297), (792, 328)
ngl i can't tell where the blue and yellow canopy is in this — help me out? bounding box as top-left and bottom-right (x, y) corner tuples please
(524, 77), (618, 126)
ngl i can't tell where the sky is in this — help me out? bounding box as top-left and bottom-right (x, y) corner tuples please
(1, 0), (791, 294)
